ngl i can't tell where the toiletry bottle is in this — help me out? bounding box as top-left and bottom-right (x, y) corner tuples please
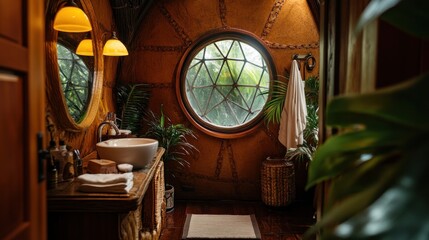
(63, 151), (74, 180)
(73, 149), (83, 176)
(48, 160), (58, 189)
(47, 140), (58, 189)
(59, 140), (74, 181)
(106, 112), (119, 137)
(54, 140), (67, 182)
(108, 124), (116, 136)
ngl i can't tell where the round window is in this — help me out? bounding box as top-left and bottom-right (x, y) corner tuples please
(177, 31), (275, 138)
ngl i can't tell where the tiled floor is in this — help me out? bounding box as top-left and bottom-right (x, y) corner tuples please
(160, 200), (316, 240)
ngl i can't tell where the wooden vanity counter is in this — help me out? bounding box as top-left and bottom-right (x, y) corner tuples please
(48, 148), (166, 240)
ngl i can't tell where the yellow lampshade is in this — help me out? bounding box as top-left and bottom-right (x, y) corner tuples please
(76, 38), (93, 56)
(103, 32), (128, 56)
(53, 6), (92, 32)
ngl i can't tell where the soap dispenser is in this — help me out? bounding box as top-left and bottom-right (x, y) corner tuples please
(46, 123), (59, 188)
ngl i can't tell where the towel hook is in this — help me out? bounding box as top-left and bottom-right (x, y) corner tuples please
(292, 53), (316, 72)
(305, 54), (316, 72)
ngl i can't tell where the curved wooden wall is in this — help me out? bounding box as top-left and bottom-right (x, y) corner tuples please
(120, 0), (320, 200)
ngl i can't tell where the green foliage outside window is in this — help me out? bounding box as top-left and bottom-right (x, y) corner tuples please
(57, 43), (92, 122)
(184, 38), (271, 131)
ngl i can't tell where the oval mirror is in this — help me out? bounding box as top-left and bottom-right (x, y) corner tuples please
(46, 0), (103, 132)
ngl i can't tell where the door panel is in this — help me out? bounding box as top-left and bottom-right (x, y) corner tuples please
(0, 73), (28, 239)
(0, 0), (46, 239)
(0, 0), (22, 44)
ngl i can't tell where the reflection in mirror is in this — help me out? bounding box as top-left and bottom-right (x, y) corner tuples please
(46, 0), (103, 132)
(56, 41), (93, 122)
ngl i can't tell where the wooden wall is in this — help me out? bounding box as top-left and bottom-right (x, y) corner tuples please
(119, 0), (320, 200)
(376, 21), (429, 88)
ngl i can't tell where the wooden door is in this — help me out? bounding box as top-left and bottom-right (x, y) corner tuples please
(0, 0), (46, 239)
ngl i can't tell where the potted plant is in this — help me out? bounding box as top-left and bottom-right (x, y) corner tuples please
(144, 105), (197, 212)
(263, 75), (319, 199)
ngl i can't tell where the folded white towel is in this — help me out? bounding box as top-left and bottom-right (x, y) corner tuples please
(77, 172), (133, 185)
(78, 181), (133, 194)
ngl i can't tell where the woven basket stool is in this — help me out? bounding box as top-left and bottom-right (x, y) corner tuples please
(261, 158), (295, 207)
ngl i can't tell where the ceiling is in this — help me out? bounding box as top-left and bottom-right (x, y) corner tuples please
(109, 0), (319, 50)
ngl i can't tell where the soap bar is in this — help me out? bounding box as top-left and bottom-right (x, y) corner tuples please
(117, 163), (133, 173)
(87, 159), (118, 174)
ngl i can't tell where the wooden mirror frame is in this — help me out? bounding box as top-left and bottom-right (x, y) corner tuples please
(45, 0), (103, 132)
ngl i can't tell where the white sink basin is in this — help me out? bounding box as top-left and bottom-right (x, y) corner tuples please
(96, 138), (158, 168)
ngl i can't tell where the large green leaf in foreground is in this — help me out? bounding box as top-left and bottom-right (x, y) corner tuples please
(305, 73), (429, 239)
(356, 0), (429, 38)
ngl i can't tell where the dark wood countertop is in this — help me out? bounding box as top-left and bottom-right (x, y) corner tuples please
(48, 147), (165, 213)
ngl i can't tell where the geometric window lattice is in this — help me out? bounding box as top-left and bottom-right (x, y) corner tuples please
(182, 38), (271, 133)
(57, 43), (92, 122)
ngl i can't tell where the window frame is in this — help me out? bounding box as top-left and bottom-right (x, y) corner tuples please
(176, 29), (276, 139)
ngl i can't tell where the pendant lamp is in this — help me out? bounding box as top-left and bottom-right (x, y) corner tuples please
(54, 0), (92, 33)
(103, 31), (128, 56)
(76, 36), (93, 56)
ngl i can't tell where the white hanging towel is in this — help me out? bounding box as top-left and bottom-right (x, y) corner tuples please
(278, 60), (307, 148)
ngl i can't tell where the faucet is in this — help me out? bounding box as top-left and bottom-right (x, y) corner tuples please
(97, 121), (120, 142)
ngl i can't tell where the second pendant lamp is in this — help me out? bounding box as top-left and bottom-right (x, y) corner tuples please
(103, 31), (129, 56)
(76, 34), (93, 56)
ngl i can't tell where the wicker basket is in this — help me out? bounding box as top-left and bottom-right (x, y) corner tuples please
(261, 158), (295, 207)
